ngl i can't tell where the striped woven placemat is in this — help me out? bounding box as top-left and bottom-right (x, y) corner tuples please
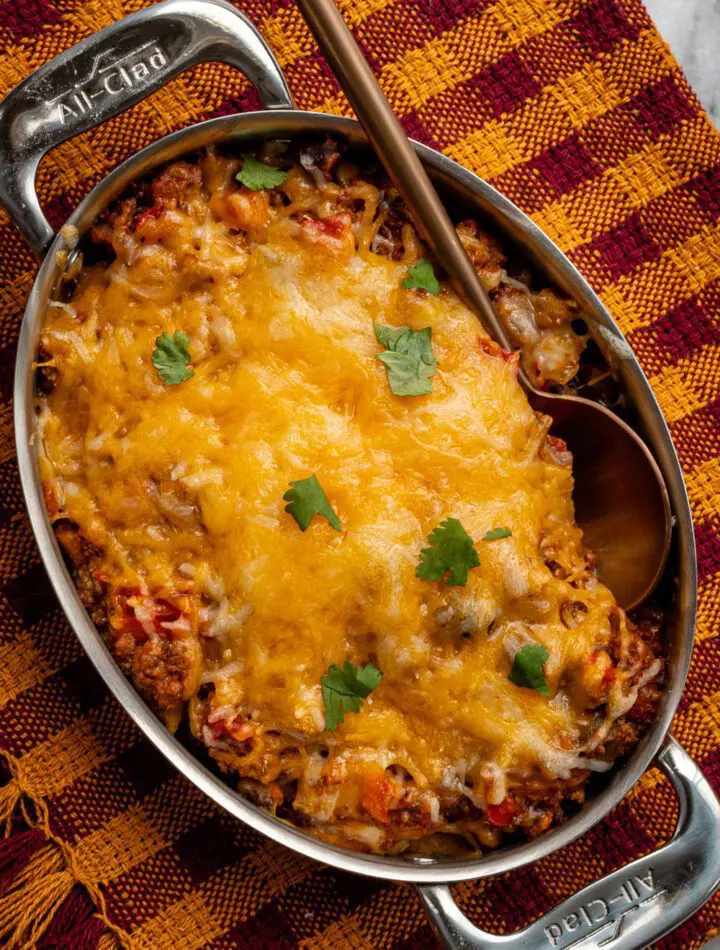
(0, 0), (719, 947)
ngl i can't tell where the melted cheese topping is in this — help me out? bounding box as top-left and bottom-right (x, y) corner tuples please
(39, 153), (635, 850)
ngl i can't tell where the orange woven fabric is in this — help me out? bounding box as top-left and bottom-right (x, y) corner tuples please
(0, 0), (719, 947)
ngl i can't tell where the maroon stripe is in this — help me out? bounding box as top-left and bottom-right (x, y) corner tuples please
(621, 73), (698, 142)
(209, 868), (387, 949)
(352, 0), (462, 72)
(582, 797), (657, 869)
(277, 52), (339, 110)
(656, 897), (719, 950)
(569, 209), (662, 286)
(677, 635), (720, 712)
(47, 760), (140, 842)
(564, 0), (640, 57)
(470, 863), (555, 931)
(209, 902), (298, 949)
(695, 517), (720, 584)
(0, 828), (46, 895)
(36, 885), (105, 950)
(524, 133), (603, 203)
(391, 923), (437, 950)
(628, 280), (720, 367)
(401, 108), (444, 152)
(684, 163), (720, 223)
(0, 0), (63, 41)
(700, 745), (720, 796)
(174, 814), (256, 887)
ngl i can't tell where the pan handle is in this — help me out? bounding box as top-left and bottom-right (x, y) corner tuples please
(417, 737), (720, 950)
(0, 0), (294, 257)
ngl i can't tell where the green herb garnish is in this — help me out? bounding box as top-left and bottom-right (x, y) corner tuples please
(416, 518), (480, 586)
(509, 644), (550, 696)
(321, 661), (383, 731)
(152, 331), (194, 386)
(283, 474), (341, 532)
(402, 258), (440, 295)
(374, 324), (437, 396)
(236, 153), (288, 191)
(482, 527), (512, 541)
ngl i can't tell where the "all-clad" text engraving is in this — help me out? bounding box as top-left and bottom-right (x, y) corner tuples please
(544, 869), (667, 948)
(51, 43), (168, 125)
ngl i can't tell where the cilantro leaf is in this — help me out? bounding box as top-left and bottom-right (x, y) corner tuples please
(236, 154), (288, 191)
(283, 474), (341, 532)
(321, 660), (382, 731)
(482, 527), (512, 541)
(402, 258), (440, 295)
(374, 324), (437, 396)
(152, 331), (194, 386)
(416, 518), (480, 586)
(509, 644), (550, 697)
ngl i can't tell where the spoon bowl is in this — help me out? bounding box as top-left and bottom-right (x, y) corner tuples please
(534, 390), (671, 608)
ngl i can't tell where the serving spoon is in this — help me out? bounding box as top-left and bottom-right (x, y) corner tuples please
(295, 0), (671, 610)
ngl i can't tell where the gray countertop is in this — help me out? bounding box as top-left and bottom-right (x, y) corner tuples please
(644, 0), (720, 125)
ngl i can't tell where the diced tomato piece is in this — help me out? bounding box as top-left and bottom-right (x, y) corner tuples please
(298, 213), (355, 260)
(209, 716), (254, 743)
(486, 795), (519, 827)
(109, 586), (146, 638)
(602, 665), (618, 687)
(310, 213), (352, 238)
(151, 598), (182, 632)
(478, 338), (520, 375)
(547, 435), (567, 451)
(43, 483), (59, 517)
(545, 435), (573, 466)
(134, 204), (163, 231)
(361, 771), (394, 824)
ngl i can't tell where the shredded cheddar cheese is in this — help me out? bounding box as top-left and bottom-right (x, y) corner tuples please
(38, 145), (661, 854)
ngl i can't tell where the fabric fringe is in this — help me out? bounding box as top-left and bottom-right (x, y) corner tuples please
(0, 753), (129, 949)
(0, 846), (75, 948)
(0, 780), (21, 835)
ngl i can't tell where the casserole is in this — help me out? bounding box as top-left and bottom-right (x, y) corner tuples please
(38, 141), (666, 857)
(1, 0), (718, 946)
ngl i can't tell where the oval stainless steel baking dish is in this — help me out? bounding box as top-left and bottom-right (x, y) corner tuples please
(1, 2), (718, 947)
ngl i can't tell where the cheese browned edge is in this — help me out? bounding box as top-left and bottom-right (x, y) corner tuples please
(37, 139), (664, 856)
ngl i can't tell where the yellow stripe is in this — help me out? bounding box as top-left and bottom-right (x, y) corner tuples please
(623, 765), (664, 802)
(131, 841), (316, 949)
(0, 634), (54, 707)
(243, 840), (313, 896)
(531, 114), (719, 254)
(130, 890), (222, 950)
(687, 457), (720, 523)
(648, 342), (720, 425)
(0, 269), (33, 322)
(0, 402), (17, 466)
(73, 806), (168, 884)
(446, 29), (673, 175)
(299, 916), (374, 950)
(487, 0), (583, 44)
(15, 718), (113, 799)
(673, 690), (720, 760)
(72, 773), (214, 884)
(696, 574), (720, 642)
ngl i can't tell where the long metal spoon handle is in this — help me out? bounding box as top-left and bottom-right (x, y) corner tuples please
(295, 0), (512, 352)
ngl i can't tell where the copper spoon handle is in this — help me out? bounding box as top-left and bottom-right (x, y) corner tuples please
(295, 0), (513, 353)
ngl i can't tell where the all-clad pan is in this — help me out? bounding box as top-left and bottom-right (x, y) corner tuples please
(1, 1), (718, 946)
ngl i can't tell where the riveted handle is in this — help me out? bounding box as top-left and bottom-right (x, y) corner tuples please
(0, 0), (294, 257)
(417, 737), (720, 950)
